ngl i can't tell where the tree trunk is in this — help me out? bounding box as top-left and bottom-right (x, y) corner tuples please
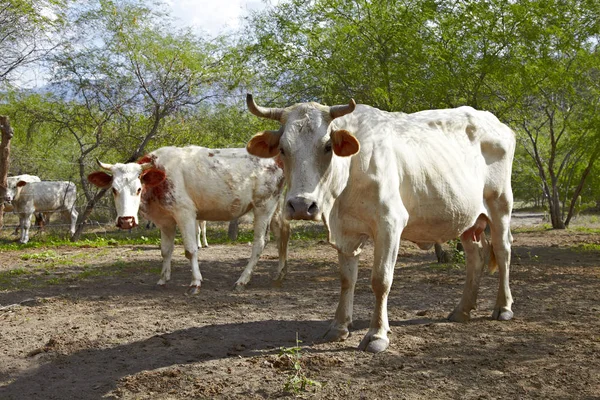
(0, 116), (14, 229)
(71, 188), (108, 241)
(548, 189), (566, 229)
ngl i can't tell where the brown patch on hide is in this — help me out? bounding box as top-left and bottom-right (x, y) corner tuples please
(208, 153), (214, 157)
(137, 154), (155, 165)
(141, 176), (174, 208)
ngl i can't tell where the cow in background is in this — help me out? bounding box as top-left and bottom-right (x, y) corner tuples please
(7, 180), (79, 243)
(88, 145), (290, 293)
(2, 175), (47, 232)
(246, 94), (515, 353)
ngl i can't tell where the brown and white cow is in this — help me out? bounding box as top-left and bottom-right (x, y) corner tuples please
(246, 94), (515, 353)
(7, 180), (79, 244)
(87, 145), (290, 293)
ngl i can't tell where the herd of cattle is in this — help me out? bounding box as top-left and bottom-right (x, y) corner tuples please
(2, 95), (516, 353)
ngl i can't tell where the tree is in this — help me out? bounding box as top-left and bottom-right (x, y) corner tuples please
(0, 116), (14, 228)
(0, 0), (67, 87)
(501, 0), (600, 228)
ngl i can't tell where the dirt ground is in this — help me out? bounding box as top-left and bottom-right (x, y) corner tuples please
(0, 214), (598, 399)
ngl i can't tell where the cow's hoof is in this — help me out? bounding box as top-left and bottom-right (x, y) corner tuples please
(358, 335), (389, 353)
(322, 324), (349, 342)
(448, 309), (471, 323)
(492, 308), (513, 321)
(233, 282), (246, 291)
(155, 284), (167, 290)
(187, 285), (201, 295)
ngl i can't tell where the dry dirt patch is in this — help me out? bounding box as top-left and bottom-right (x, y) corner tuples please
(0, 222), (598, 399)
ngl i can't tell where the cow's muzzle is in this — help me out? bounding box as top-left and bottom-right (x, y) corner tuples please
(116, 216), (137, 230)
(287, 197), (320, 220)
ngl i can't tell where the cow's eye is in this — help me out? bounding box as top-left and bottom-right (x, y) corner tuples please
(325, 142), (332, 153)
(279, 147), (285, 156)
(136, 188), (142, 195)
(112, 188), (117, 196)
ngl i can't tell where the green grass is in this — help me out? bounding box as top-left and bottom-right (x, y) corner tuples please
(573, 243), (600, 252)
(0, 220), (328, 251)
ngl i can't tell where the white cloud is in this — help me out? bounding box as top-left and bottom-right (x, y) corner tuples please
(166, 0), (277, 37)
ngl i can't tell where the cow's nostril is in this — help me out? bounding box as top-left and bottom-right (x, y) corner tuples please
(308, 202), (318, 215)
(287, 200), (296, 213)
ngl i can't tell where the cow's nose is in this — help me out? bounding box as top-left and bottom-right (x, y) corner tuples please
(287, 197), (320, 220)
(116, 216), (137, 230)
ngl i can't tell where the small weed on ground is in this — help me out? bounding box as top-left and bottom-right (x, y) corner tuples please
(278, 333), (323, 395)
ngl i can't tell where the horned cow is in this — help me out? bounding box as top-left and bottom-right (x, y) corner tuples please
(246, 94), (515, 353)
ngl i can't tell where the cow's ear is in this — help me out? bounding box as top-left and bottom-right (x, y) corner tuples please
(331, 130), (360, 157)
(87, 171), (113, 188)
(16, 180), (28, 188)
(247, 131), (281, 158)
(140, 169), (166, 187)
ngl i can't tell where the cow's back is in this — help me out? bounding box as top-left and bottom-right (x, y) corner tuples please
(15, 181), (77, 213)
(333, 105), (515, 243)
(148, 146), (284, 221)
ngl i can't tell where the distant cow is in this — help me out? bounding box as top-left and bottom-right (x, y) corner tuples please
(246, 94), (515, 353)
(88, 146), (290, 293)
(7, 181), (79, 243)
(2, 175), (47, 231)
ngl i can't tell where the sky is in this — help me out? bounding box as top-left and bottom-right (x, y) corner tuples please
(166, 0), (278, 37)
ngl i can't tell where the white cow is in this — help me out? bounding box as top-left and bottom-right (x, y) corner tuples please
(246, 94), (515, 353)
(3, 174), (41, 209)
(87, 146), (290, 293)
(8, 180), (79, 243)
(3, 175), (47, 232)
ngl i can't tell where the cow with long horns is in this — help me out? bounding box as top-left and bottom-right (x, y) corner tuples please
(88, 146), (290, 293)
(246, 94), (515, 353)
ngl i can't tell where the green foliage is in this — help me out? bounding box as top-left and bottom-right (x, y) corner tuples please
(1, 0), (600, 233)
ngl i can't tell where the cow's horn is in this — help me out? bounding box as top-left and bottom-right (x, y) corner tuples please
(246, 93), (284, 122)
(97, 159), (113, 170)
(330, 99), (356, 119)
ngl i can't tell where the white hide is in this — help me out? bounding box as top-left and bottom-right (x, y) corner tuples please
(94, 146), (290, 292)
(11, 181), (79, 243)
(248, 99), (515, 353)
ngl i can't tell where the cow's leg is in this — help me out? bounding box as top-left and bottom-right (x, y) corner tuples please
(177, 216), (202, 294)
(323, 251), (359, 342)
(232, 208), (272, 289)
(198, 220), (208, 248)
(269, 202), (291, 285)
(488, 196), (514, 321)
(358, 222), (402, 353)
(157, 223), (176, 286)
(63, 208), (78, 237)
(228, 218), (239, 241)
(448, 230), (486, 322)
(18, 213), (32, 244)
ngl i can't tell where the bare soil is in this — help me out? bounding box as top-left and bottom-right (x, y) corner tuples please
(0, 214), (599, 399)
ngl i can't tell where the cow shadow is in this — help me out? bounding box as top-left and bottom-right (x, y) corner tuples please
(0, 314), (442, 400)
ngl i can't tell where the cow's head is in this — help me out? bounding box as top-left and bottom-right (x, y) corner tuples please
(3, 180), (28, 204)
(246, 94), (359, 221)
(87, 160), (166, 230)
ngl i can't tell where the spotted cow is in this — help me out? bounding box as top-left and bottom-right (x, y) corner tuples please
(88, 146), (290, 293)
